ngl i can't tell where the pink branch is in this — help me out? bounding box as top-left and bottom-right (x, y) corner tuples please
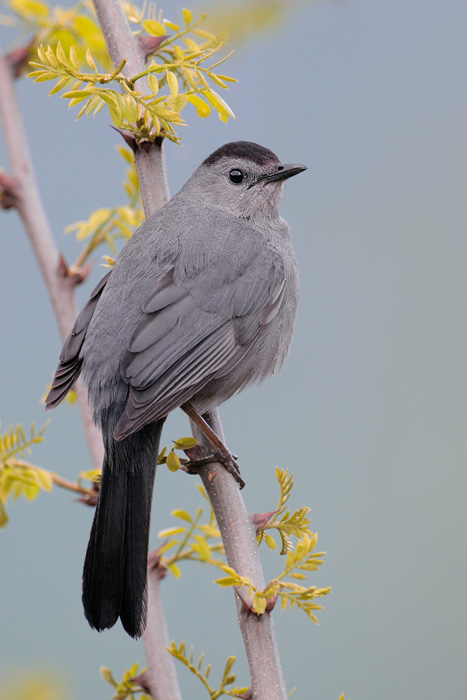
(0, 48), (103, 470)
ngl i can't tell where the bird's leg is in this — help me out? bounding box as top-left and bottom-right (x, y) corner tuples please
(181, 402), (245, 489)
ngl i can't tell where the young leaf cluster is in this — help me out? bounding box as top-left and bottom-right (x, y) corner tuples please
(159, 468), (330, 623)
(257, 467), (313, 554)
(167, 642), (248, 699)
(158, 435), (199, 474)
(26, 7), (237, 143)
(64, 146), (143, 267)
(101, 663), (150, 700)
(2, 0), (111, 72)
(157, 484), (224, 578)
(0, 422), (50, 527)
(217, 532), (330, 621)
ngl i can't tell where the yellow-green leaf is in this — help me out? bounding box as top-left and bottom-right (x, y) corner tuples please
(86, 49), (97, 70)
(192, 29), (217, 41)
(253, 594), (267, 615)
(148, 73), (159, 96)
(166, 70), (178, 97)
(143, 19), (166, 36)
(49, 76), (70, 96)
(34, 468), (53, 491)
(56, 42), (67, 66)
(34, 72), (57, 83)
(181, 67), (197, 91)
(187, 93), (211, 118)
(166, 451), (181, 472)
(168, 562), (181, 578)
(10, 0), (48, 18)
(157, 526), (186, 538)
(182, 8), (193, 26)
(36, 44), (47, 63)
(202, 88), (235, 122)
(45, 45), (57, 67)
(62, 88), (95, 99)
(0, 502), (9, 528)
(80, 468), (102, 482)
(171, 508), (191, 522)
(165, 94), (188, 113)
(100, 667), (117, 687)
(216, 74), (239, 83)
(192, 535), (211, 561)
(123, 94), (138, 123)
(69, 46), (80, 71)
(173, 437), (198, 450)
(207, 72), (228, 89)
(215, 576), (239, 587)
(163, 20), (180, 31)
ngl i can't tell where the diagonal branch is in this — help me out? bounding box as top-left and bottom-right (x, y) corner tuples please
(0, 46), (104, 471)
(90, 1), (288, 698)
(89, 4), (180, 699)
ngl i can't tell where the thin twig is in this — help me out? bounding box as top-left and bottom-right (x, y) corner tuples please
(14, 459), (92, 496)
(0, 47), (104, 471)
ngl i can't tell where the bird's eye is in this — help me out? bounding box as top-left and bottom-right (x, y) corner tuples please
(229, 169), (244, 184)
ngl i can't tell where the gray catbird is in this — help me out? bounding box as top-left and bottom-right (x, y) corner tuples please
(45, 141), (306, 638)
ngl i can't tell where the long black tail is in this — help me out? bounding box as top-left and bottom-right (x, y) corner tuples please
(82, 419), (163, 638)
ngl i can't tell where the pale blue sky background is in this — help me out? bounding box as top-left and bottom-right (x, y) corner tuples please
(1, 0), (467, 698)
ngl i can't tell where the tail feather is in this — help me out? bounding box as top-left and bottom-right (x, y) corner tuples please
(82, 420), (163, 638)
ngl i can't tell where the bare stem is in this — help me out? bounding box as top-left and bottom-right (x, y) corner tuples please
(190, 414), (288, 700)
(0, 48), (104, 471)
(90, 2), (178, 698)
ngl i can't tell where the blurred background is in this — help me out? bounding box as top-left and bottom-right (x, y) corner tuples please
(1, 0), (467, 698)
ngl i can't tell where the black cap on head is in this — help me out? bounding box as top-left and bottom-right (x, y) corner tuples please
(203, 141), (280, 167)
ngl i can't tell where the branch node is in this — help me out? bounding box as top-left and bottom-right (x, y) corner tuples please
(138, 35), (166, 62)
(148, 546), (168, 581)
(0, 171), (20, 209)
(68, 263), (92, 286)
(57, 252), (69, 278)
(132, 672), (151, 694)
(252, 510), (278, 533)
(77, 486), (99, 507)
(4, 40), (35, 79)
(110, 125), (138, 152)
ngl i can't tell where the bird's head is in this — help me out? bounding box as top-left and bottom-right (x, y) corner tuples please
(186, 141), (307, 221)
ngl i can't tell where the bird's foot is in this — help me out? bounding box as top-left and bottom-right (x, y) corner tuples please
(180, 401), (245, 488)
(183, 444), (245, 489)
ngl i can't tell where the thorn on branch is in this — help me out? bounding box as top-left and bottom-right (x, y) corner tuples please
(138, 35), (166, 62)
(110, 126), (165, 153)
(252, 510), (278, 533)
(5, 40), (35, 79)
(265, 594), (278, 613)
(110, 125), (138, 152)
(236, 589), (257, 617)
(0, 171), (20, 209)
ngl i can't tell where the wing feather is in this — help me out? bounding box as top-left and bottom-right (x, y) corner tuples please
(114, 237), (286, 439)
(45, 271), (112, 409)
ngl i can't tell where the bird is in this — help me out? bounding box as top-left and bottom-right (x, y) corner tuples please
(45, 140), (307, 638)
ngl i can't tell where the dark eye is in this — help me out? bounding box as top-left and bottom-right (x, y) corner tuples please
(229, 169), (244, 184)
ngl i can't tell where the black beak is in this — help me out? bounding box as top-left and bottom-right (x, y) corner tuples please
(261, 163), (308, 185)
